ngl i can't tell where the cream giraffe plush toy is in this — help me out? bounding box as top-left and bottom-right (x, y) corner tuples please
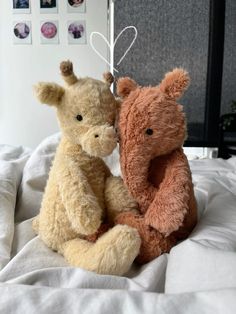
(32, 61), (141, 275)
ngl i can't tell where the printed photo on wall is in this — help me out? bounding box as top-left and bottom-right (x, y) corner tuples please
(13, 0), (31, 14)
(13, 21), (32, 44)
(67, 0), (86, 13)
(40, 21), (59, 44)
(40, 0), (58, 13)
(68, 21), (86, 44)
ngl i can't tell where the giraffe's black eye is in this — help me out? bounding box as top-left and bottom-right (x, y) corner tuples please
(76, 115), (83, 121)
(146, 128), (153, 135)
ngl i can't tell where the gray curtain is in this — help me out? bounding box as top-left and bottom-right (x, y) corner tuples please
(114, 0), (209, 143)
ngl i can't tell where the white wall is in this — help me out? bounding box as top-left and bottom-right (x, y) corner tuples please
(0, 0), (109, 148)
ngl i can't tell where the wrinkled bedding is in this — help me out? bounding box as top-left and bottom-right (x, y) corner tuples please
(0, 133), (236, 313)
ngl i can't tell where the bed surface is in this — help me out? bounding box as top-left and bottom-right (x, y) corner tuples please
(0, 134), (236, 313)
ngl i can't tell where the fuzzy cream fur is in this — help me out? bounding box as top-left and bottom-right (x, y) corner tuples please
(32, 61), (141, 275)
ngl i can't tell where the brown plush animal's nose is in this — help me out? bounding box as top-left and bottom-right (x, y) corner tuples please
(94, 134), (99, 138)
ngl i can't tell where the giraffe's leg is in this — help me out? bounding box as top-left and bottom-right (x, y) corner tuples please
(59, 224), (141, 275)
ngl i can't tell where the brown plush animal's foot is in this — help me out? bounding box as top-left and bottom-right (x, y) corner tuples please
(116, 212), (176, 264)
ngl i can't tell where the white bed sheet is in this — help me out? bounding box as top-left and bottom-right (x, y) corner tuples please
(0, 134), (236, 313)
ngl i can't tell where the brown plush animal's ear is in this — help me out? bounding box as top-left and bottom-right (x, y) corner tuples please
(103, 72), (114, 87)
(33, 82), (65, 107)
(116, 77), (138, 98)
(159, 68), (190, 100)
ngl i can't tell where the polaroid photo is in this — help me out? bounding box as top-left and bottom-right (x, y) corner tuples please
(13, 21), (32, 44)
(40, 0), (58, 14)
(13, 0), (31, 14)
(68, 20), (86, 44)
(67, 0), (86, 13)
(40, 21), (59, 44)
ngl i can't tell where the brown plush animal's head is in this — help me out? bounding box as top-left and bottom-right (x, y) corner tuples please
(116, 68), (190, 159)
(34, 61), (118, 157)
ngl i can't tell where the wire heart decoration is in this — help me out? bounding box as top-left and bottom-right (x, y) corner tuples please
(89, 26), (138, 73)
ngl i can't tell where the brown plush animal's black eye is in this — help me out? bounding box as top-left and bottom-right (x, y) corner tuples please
(146, 128), (153, 135)
(76, 115), (83, 121)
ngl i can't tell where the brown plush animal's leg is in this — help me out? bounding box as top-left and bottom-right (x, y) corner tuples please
(115, 212), (176, 264)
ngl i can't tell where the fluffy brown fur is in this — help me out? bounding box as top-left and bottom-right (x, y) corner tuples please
(32, 61), (141, 275)
(115, 68), (198, 264)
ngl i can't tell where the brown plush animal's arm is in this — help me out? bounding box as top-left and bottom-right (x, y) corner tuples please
(144, 149), (191, 236)
(58, 161), (102, 236)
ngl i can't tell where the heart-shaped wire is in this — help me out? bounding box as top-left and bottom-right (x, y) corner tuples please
(90, 26), (138, 73)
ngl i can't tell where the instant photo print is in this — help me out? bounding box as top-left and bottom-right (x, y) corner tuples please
(40, 21), (59, 44)
(13, 0), (31, 14)
(13, 21), (32, 44)
(40, 0), (58, 13)
(67, 0), (86, 13)
(67, 20), (86, 44)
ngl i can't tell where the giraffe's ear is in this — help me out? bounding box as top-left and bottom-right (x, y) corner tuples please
(159, 68), (190, 100)
(33, 82), (65, 107)
(116, 77), (138, 98)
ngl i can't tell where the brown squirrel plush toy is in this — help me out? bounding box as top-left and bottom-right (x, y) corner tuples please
(115, 68), (198, 263)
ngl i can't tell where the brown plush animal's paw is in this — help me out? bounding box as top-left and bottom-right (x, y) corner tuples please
(145, 208), (187, 237)
(60, 60), (73, 76)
